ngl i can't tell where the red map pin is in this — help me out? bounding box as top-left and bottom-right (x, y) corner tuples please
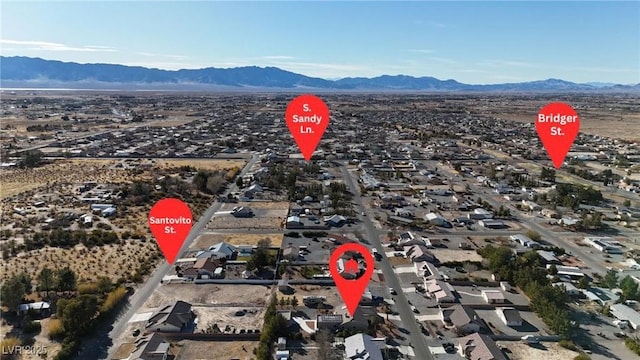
(148, 198), (193, 264)
(536, 102), (580, 169)
(329, 243), (374, 317)
(285, 94), (330, 161)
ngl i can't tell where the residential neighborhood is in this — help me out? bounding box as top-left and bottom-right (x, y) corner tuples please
(1, 92), (639, 360)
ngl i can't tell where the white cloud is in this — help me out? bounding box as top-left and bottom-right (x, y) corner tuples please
(0, 39), (117, 52)
(135, 51), (188, 60)
(260, 55), (296, 60)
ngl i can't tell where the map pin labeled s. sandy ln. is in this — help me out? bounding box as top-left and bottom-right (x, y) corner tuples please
(148, 198), (193, 264)
(285, 94), (330, 161)
(329, 243), (374, 317)
(536, 102), (580, 169)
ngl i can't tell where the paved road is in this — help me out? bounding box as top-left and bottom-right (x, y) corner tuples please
(340, 164), (432, 360)
(97, 153), (259, 360)
(475, 186), (607, 275)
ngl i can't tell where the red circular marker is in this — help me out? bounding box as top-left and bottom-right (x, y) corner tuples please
(536, 102), (580, 169)
(148, 198), (193, 265)
(285, 94), (330, 161)
(329, 243), (374, 317)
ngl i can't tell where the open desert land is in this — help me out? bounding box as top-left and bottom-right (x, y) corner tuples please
(497, 341), (580, 360)
(207, 201), (289, 230)
(0, 317), (63, 360)
(176, 340), (258, 360)
(472, 100), (640, 142)
(0, 241), (161, 283)
(192, 232), (284, 249)
(141, 284), (273, 309)
(0, 159), (135, 200)
(155, 158), (246, 172)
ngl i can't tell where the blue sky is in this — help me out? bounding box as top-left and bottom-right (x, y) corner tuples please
(1, 1), (638, 84)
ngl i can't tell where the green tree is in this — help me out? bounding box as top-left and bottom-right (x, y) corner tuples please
(548, 264), (558, 275)
(525, 230), (542, 242)
(56, 267), (77, 292)
(62, 295), (98, 337)
(623, 199), (632, 208)
(603, 269), (619, 289)
(620, 275), (639, 300)
(0, 276), (26, 313)
(235, 176), (244, 188)
(15, 272), (32, 294)
(577, 277), (590, 289)
(37, 267), (55, 294)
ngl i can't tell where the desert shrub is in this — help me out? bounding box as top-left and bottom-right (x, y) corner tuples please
(574, 354), (591, 360)
(100, 286), (127, 313)
(47, 319), (65, 340)
(77, 283), (100, 295)
(0, 337), (20, 358)
(559, 340), (578, 351)
(23, 320), (41, 334)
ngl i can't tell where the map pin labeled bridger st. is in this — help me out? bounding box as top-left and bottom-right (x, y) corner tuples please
(536, 102), (580, 169)
(329, 243), (374, 317)
(148, 198), (193, 265)
(285, 94), (330, 161)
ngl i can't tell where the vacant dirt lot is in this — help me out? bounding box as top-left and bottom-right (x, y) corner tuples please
(192, 232), (284, 249)
(497, 341), (579, 360)
(431, 249), (483, 263)
(177, 340), (258, 360)
(155, 158), (246, 171)
(207, 202), (289, 230)
(1, 241), (160, 283)
(141, 284), (273, 309)
(194, 305), (265, 333)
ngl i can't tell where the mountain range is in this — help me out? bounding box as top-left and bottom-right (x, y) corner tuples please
(1, 56), (638, 92)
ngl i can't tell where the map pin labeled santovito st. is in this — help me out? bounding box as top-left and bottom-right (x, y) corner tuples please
(329, 243), (374, 317)
(148, 198), (193, 264)
(536, 102), (580, 169)
(285, 94), (330, 161)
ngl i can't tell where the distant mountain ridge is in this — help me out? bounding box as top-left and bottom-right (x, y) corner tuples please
(1, 56), (638, 92)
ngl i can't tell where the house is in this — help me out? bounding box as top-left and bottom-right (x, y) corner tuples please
(468, 208), (493, 220)
(442, 305), (484, 334)
(481, 290), (506, 304)
(18, 302), (50, 316)
(285, 215), (304, 228)
(128, 333), (170, 360)
(101, 207), (117, 217)
(337, 258), (361, 279)
(231, 206), (254, 218)
(478, 219), (507, 229)
(404, 245), (438, 264)
(416, 261), (443, 280)
(425, 279), (456, 303)
(425, 212), (452, 228)
(344, 333), (384, 360)
(208, 242), (237, 259)
(496, 307), (523, 327)
(584, 237), (623, 254)
(145, 301), (195, 333)
(610, 304), (640, 330)
(325, 214), (347, 227)
(509, 234), (540, 248)
(552, 282), (581, 296)
(183, 257), (220, 280)
(537, 250), (561, 264)
(316, 314), (343, 331)
(548, 265), (585, 279)
(458, 333), (507, 360)
(342, 307), (384, 331)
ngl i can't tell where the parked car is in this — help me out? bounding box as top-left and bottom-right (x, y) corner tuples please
(389, 288), (397, 295)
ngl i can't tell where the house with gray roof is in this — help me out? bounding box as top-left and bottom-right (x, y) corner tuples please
(129, 333), (170, 360)
(145, 301), (195, 333)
